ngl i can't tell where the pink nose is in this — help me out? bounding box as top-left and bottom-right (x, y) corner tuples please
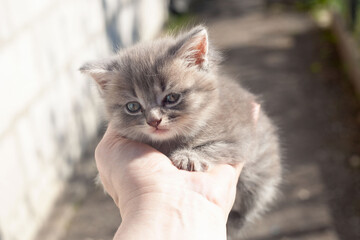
(147, 119), (162, 128)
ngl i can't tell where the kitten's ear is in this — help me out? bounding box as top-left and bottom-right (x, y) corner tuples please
(175, 26), (209, 69)
(79, 59), (118, 92)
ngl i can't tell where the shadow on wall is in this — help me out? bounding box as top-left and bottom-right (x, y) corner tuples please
(42, 0), (154, 184)
(101, 0), (141, 52)
(47, 0), (152, 183)
(50, 81), (100, 183)
(37, 0), (170, 225)
(40, 0), (168, 215)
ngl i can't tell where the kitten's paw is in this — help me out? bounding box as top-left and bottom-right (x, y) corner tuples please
(170, 150), (209, 172)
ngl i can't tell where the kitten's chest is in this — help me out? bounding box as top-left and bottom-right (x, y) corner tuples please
(149, 139), (191, 157)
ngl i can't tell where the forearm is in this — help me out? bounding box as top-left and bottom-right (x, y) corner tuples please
(114, 192), (227, 240)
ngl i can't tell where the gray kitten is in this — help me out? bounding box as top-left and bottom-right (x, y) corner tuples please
(81, 26), (282, 228)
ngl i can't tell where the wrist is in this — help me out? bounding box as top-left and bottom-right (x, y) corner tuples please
(116, 190), (227, 240)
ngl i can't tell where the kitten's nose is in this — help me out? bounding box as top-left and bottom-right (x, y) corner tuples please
(147, 118), (162, 128)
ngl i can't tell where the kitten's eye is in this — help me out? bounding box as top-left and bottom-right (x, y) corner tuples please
(126, 102), (141, 113)
(164, 93), (181, 105)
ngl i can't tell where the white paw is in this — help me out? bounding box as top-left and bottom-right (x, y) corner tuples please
(170, 150), (209, 171)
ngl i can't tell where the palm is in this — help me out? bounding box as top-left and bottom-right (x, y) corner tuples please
(95, 125), (242, 219)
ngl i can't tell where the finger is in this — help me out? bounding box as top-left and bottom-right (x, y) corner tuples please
(94, 122), (134, 175)
(232, 162), (245, 178)
(95, 122), (175, 174)
(252, 102), (260, 124)
(98, 122), (127, 151)
(204, 164), (240, 194)
(196, 163), (244, 213)
(208, 162), (244, 181)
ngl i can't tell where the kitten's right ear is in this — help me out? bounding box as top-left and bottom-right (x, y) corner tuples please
(173, 25), (209, 69)
(79, 59), (119, 92)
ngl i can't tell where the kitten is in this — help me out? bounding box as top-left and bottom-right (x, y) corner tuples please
(80, 26), (282, 228)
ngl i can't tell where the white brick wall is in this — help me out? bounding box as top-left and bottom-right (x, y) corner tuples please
(0, 0), (168, 239)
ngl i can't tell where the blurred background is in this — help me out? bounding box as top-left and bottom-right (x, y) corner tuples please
(0, 0), (359, 240)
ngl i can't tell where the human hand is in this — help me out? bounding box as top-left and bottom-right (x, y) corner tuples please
(95, 123), (243, 240)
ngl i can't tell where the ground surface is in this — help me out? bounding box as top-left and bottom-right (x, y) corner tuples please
(37, 0), (360, 239)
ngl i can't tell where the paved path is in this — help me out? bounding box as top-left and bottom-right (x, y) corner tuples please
(37, 1), (360, 239)
(201, 1), (360, 239)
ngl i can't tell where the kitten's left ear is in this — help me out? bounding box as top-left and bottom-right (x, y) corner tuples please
(175, 26), (209, 69)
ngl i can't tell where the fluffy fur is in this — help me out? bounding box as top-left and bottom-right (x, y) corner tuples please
(81, 26), (282, 228)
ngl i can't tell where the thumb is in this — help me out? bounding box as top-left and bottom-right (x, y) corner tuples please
(204, 163), (244, 213)
(208, 162), (244, 182)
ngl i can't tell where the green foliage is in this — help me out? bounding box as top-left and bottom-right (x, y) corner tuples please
(353, 4), (360, 44)
(310, 61), (323, 74)
(294, 0), (329, 11)
(294, 0), (346, 14)
(165, 13), (197, 34)
(296, 0), (360, 44)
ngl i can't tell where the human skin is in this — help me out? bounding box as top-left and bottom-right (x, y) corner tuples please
(95, 123), (244, 240)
